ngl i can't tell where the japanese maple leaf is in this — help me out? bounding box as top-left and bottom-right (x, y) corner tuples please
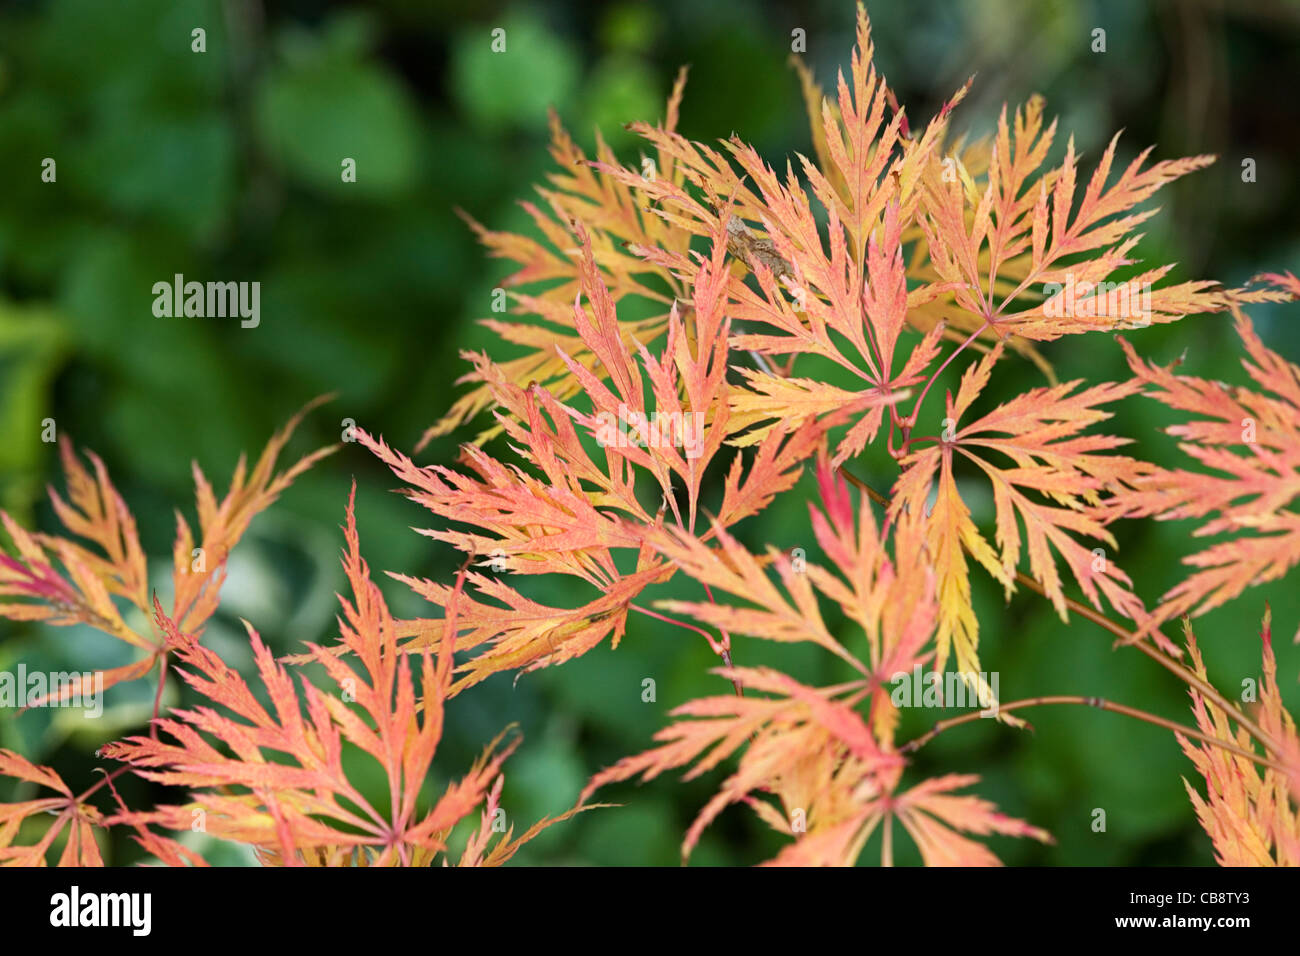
(581, 665), (903, 862)
(0, 397), (335, 703)
(582, 668), (1048, 866)
(425, 70), (695, 446)
(784, 20), (1056, 377)
(359, 219), (824, 691)
(646, 456), (936, 742)
(580, 455), (1049, 865)
(1177, 611), (1300, 866)
(760, 770), (1052, 867)
(918, 93), (1241, 342)
(103, 486), (578, 866)
(890, 341), (1156, 681)
(0, 751), (103, 866)
(1109, 304), (1300, 633)
(726, 201), (943, 465)
(607, 8), (958, 463)
(0, 744), (205, 868)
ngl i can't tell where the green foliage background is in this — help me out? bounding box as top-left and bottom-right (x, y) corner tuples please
(1, 0), (1298, 865)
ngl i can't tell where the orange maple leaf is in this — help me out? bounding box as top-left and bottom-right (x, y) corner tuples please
(359, 219), (825, 690)
(0, 397), (336, 704)
(890, 341), (1155, 680)
(1110, 305), (1300, 633)
(0, 750), (104, 866)
(582, 458), (1050, 865)
(102, 486), (581, 866)
(1177, 611), (1300, 866)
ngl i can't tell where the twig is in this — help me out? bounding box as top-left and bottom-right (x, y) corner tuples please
(900, 319), (990, 453)
(150, 651), (170, 742)
(900, 694), (1285, 772)
(631, 603), (744, 696)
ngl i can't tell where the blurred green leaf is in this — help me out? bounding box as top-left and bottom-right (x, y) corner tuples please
(0, 300), (68, 515)
(450, 10), (579, 132)
(256, 37), (420, 197)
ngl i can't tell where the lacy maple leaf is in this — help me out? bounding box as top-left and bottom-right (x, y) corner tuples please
(424, 69), (695, 447)
(581, 460), (1051, 865)
(917, 93), (1238, 341)
(889, 340), (1155, 679)
(1178, 611), (1300, 866)
(1110, 303), (1300, 633)
(359, 217), (824, 692)
(0, 397), (336, 702)
(0, 749), (203, 867)
(101, 487), (581, 866)
(0, 750), (104, 866)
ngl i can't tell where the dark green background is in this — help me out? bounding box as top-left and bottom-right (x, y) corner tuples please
(1, 0), (1298, 865)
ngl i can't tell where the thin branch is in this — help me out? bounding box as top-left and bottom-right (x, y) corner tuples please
(900, 318), (990, 453)
(631, 603), (744, 696)
(899, 694), (1286, 772)
(150, 651), (170, 742)
(1010, 568), (1278, 753)
(77, 764), (132, 803)
(698, 581), (742, 697)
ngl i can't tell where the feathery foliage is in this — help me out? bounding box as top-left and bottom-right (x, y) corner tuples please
(4, 3), (1298, 867)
